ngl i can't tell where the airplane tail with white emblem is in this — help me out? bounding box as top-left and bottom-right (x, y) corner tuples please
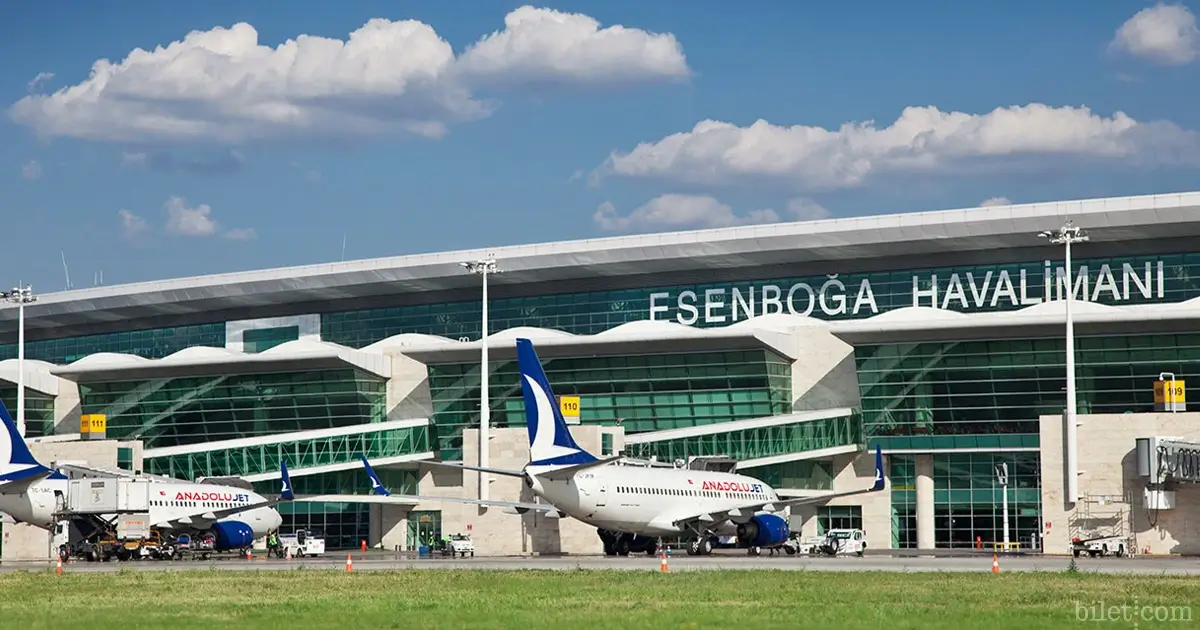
(515, 338), (599, 468)
(0, 400), (65, 492)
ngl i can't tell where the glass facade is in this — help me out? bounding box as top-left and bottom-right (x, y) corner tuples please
(0, 323), (224, 364)
(242, 326), (299, 354)
(143, 424), (430, 479)
(888, 453), (1041, 549)
(250, 468), (419, 550)
(742, 458), (834, 491)
(428, 350), (791, 461)
(624, 412), (861, 463)
(78, 369), (387, 450)
(857, 332), (1200, 451)
(817, 506), (863, 534)
(0, 387), (55, 438)
(322, 252), (1200, 346)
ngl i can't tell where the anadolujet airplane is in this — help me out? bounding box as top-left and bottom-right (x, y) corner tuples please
(361, 338), (885, 556)
(0, 400), (294, 553)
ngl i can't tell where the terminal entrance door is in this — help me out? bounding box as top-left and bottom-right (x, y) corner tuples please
(407, 511), (442, 549)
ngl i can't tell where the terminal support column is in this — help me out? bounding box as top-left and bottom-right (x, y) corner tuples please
(916, 454), (935, 549)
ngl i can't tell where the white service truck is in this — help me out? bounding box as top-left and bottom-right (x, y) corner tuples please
(444, 534), (474, 558)
(280, 530), (326, 558)
(812, 528), (868, 557)
(1070, 535), (1130, 557)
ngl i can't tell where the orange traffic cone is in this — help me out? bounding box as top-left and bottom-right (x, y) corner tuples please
(56, 558), (63, 575)
(991, 554), (999, 574)
(361, 540), (367, 552)
(660, 549), (669, 573)
(246, 549), (253, 560)
(346, 553), (353, 572)
(285, 547), (292, 560)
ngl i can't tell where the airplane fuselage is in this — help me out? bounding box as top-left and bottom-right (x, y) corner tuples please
(0, 478), (281, 547)
(532, 464), (784, 538)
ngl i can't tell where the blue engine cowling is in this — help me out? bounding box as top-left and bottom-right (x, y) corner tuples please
(735, 514), (790, 548)
(212, 521), (255, 550)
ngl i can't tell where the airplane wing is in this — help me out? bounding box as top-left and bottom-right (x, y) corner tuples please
(0, 470), (55, 494)
(418, 460), (528, 478)
(359, 455), (565, 516)
(155, 461), (296, 531)
(670, 446), (886, 531)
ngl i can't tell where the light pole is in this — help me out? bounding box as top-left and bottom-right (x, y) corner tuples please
(995, 461), (1010, 549)
(1039, 220), (1088, 504)
(2, 285), (36, 438)
(461, 257), (500, 502)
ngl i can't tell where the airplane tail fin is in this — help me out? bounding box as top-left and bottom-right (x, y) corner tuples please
(0, 400), (52, 481)
(279, 460), (295, 501)
(870, 445), (885, 492)
(361, 455), (391, 496)
(515, 338), (597, 468)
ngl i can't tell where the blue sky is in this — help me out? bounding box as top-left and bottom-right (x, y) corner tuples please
(2, 0), (1199, 292)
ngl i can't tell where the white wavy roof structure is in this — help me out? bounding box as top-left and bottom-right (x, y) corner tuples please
(0, 358), (63, 395)
(52, 338), (390, 382)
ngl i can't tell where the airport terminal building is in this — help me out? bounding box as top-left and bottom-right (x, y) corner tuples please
(3, 191), (1200, 557)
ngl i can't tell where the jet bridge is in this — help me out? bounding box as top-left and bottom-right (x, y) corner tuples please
(1135, 436), (1200, 511)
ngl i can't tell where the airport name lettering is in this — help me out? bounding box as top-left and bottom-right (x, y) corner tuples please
(648, 261), (1167, 325)
(701, 481), (763, 492)
(174, 492), (248, 502)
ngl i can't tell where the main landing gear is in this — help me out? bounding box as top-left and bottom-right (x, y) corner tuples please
(686, 537), (714, 556)
(598, 530), (659, 557)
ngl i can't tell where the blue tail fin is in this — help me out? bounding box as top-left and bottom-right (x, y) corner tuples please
(870, 445), (885, 492)
(515, 338), (597, 467)
(279, 460), (295, 501)
(0, 400), (53, 481)
(361, 455), (391, 496)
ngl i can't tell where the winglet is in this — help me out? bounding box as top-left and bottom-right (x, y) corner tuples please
(361, 455), (391, 496)
(870, 445), (885, 492)
(279, 460), (295, 501)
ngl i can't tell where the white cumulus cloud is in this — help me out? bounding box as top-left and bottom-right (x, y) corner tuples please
(165, 196), (219, 236)
(1110, 3), (1200, 66)
(596, 103), (1200, 191)
(161, 195), (254, 239)
(455, 5), (689, 89)
(117, 209), (149, 239)
(979, 196), (1011, 207)
(8, 7), (689, 145)
(594, 194), (830, 232)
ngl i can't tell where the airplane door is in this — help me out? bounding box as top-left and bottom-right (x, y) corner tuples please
(596, 483), (607, 507)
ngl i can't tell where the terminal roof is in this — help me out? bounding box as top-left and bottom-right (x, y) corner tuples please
(3, 191), (1200, 335)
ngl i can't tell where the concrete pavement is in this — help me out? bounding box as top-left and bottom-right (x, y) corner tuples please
(4, 551), (1198, 575)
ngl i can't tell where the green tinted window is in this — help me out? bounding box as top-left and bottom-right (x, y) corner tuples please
(79, 369), (386, 449)
(0, 323), (225, 364)
(428, 350), (791, 461)
(856, 333), (1200, 447)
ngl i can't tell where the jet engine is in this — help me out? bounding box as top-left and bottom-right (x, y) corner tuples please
(735, 514), (789, 548)
(212, 521), (255, 550)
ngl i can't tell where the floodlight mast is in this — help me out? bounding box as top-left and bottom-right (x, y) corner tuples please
(1, 285), (37, 438)
(1038, 221), (1088, 504)
(461, 258), (500, 502)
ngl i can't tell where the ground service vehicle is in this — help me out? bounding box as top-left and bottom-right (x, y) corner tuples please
(280, 530), (326, 558)
(814, 528), (867, 556)
(445, 534), (474, 557)
(1070, 535), (1130, 557)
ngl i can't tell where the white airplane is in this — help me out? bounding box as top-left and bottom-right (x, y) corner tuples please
(0, 400), (292, 552)
(360, 337), (885, 556)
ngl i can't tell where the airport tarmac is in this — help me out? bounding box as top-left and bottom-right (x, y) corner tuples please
(4, 552), (1199, 575)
